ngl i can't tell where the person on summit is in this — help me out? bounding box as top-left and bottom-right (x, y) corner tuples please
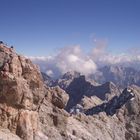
(9, 46), (14, 52)
(0, 41), (4, 44)
(0, 41), (5, 52)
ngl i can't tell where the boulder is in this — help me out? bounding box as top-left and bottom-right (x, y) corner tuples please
(16, 110), (38, 140)
(0, 129), (21, 140)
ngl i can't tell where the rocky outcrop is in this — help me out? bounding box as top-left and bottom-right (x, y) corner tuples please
(49, 86), (69, 109)
(0, 44), (69, 140)
(66, 114), (126, 140)
(80, 95), (103, 110)
(16, 110), (39, 140)
(0, 45), (46, 110)
(44, 71), (121, 111)
(85, 88), (135, 116)
(0, 44), (48, 140)
(0, 129), (21, 140)
(124, 85), (140, 140)
(62, 74), (120, 111)
(52, 71), (81, 89)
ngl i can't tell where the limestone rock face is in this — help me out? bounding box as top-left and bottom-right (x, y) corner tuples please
(80, 95), (103, 110)
(0, 44), (70, 140)
(85, 88), (135, 116)
(65, 114), (126, 140)
(0, 45), (45, 110)
(43, 71), (122, 113)
(124, 85), (140, 140)
(16, 110), (39, 140)
(0, 44), (47, 140)
(48, 86), (69, 109)
(0, 129), (21, 140)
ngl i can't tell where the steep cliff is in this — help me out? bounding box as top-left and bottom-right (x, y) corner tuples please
(0, 44), (69, 140)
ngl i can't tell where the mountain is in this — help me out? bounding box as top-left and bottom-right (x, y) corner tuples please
(43, 71), (121, 111)
(0, 43), (140, 140)
(41, 72), (55, 87)
(42, 65), (140, 89)
(93, 65), (140, 88)
(53, 71), (81, 89)
(0, 44), (69, 140)
(65, 76), (121, 111)
(85, 88), (135, 116)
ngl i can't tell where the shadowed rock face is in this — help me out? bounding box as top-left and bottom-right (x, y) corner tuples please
(43, 71), (121, 111)
(42, 71), (140, 140)
(85, 88), (135, 116)
(64, 75), (120, 111)
(124, 85), (140, 140)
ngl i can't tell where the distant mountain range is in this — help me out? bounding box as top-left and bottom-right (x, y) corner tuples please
(43, 65), (140, 88)
(42, 65), (140, 111)
(92, 65), (140, 88)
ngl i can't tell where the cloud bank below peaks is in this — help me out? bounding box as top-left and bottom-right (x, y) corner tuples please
(30, 45), (97, 78)
(29, 45), (140, 78)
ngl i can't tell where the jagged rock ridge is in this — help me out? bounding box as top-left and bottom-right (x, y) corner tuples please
(42, 70), (140, 140)
(0, 43), (69, 140)
(85, 88), (135, 116)
(93, 65), (140, 87)
(48, 72), (121, 111)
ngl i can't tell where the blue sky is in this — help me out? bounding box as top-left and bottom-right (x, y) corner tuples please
(0, 0), (140, 56)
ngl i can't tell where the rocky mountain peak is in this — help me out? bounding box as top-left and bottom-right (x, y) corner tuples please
(0, 44), (45, 110)
(93, 65), (140, 87)
(61, 71), (81, 80)
(0, 44), (69, 140)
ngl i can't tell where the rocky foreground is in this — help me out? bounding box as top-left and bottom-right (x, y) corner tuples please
(0, 43), (140, 140)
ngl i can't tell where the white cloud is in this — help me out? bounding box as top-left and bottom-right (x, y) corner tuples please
(67, 54), (79, 62)
(29, 43), (140, 78)
(28, 56), (52, 61)
(90, 38), (140, 68)
(30, 45), (97, 78)
(46, 70), (54, 77)
(54, 45), (97, 76)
